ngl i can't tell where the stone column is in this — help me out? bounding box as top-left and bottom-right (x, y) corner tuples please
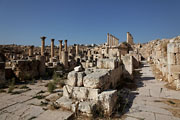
(107, 33), (110, 46)
(41, 36), (46, 56)
(65, 40), (68, 52)
(51, 39), (55, 58)
(87, 49), (91, 60)
(29, 45), (34, 57)
(117, 38), (119, 46)
(62, 51), (68, 69)
(112, 35), (114, 46)
(59, 40), (63, 60)
(109, 34), (112, 48)
(76, 44), (79, 56)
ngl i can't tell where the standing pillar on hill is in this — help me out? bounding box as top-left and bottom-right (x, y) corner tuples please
(41, 36), (46, 56)
(51, 39), (55, 58)
(59, 40), (63, 60)
(107, 33), (110, 46)
(65, 40), (68, 52)
(76, 44), (79, 56)
(62, 40), (68, 68)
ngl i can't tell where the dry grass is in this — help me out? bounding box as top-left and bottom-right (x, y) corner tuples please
(150, 64), (177, 90)
(162, 98), (180, 118)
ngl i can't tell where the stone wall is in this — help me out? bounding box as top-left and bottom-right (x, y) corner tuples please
(0, 62), (5, 87)
(139, 36), (180, 90)
(167, 40), (180, 90)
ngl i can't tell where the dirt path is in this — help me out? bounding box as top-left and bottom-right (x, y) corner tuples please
(124, 61), (180, 120)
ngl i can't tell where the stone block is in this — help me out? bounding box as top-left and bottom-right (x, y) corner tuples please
(63, 85), (73, 98)
(77, 72), (85, 87)
(176, 53), (180, 64)
(167, 43), (179, 53)
(168, 64), (180, 73)
(78, 101), (97, 116)
(98, 90), (118, 115)
(97, 59), (118, 69)
(167, 53), (176, 65)
(56, 96), (74, 110)
(87, 88), (100, 100)
(72, 87), (88, 100)
(74, 66), (83, 72)
(175, 79), (180, 90)
(83, 69), (110, 89)
(67, 71), (77, 86)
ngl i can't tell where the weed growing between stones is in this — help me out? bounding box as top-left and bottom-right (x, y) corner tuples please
(8, 78), (15, 93)
(47, 82), (56, 93)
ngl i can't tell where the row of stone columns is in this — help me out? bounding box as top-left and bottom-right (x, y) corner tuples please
(107, 33), (119, 47)
(39, 37), (68, 58)
(39, 37), (69, 68)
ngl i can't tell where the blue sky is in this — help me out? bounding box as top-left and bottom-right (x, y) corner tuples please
(0, 0), (180, 46)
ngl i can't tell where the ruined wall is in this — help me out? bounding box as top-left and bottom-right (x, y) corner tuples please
(0, 62), (5, 87)
(167, 40), (180, 89)
(139, 36), (180, 90)
(59, 57), (124, 116)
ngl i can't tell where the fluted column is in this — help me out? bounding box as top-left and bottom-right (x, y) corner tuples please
(110, 34), (112, 47)
(65, 40), (68, 52)
(51, 39), (55, 58)
(107, 33), (110, 46)
(76, 44), (79, 56)
(41, 36), (46, 56)
(112, 35), (114, 46)
(59, 40), (63, 60)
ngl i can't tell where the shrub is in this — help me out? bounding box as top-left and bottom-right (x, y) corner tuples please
(8, 78), (15, 93)
(47, 82), (56, 93)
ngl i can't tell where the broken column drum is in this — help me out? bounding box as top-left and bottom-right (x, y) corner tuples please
(29, 46), (34, 57)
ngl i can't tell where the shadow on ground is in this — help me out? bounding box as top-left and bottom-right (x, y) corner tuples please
(113, 61), (155, 118)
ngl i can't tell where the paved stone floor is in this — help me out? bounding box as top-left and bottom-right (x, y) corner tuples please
(124, 61), (180, 120)
(0, 81), (73, 120)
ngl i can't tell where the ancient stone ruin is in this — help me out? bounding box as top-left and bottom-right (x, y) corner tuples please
(0, 33), (180, 119)
(139, 36), (180, 90)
